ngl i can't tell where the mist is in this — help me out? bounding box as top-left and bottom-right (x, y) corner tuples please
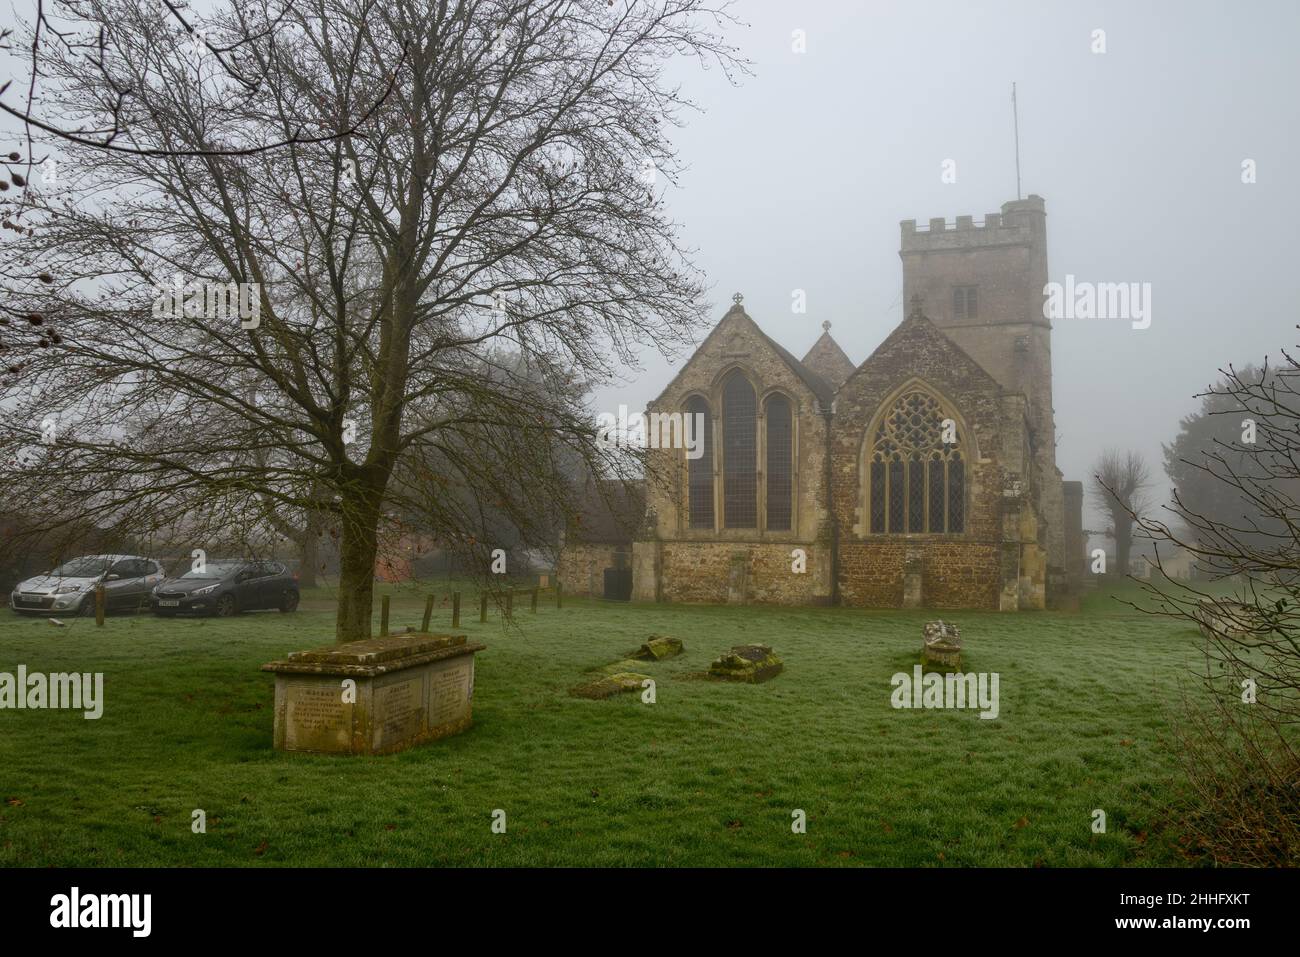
(593, 0), (1300, 528)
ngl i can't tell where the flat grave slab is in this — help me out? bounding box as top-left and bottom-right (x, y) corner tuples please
(261, 633), (485, 755)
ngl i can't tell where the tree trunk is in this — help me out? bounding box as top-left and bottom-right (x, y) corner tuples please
(298, 530), (319, 589)
(336, 490), (384, 642)
(1112, 509), (1134, 576)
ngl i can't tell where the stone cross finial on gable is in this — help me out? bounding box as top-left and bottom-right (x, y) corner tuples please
(822, 320), (831, 331)
(732, 292), (743, 305)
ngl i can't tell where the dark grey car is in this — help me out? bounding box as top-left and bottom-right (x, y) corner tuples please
(150, 560), (300, 617)
(9, 554), (166, 615)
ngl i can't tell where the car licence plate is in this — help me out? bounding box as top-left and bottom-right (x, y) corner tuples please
(158, 600), (180, 607)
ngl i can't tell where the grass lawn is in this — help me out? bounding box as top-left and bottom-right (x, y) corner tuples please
(0, 582), (1212, 866)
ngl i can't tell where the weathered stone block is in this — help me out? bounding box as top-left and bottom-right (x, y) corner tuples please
(1193, 599), (1261, 641)
(261, 634), (484, 755)
(631, 635), (684, 660)
(922, 620), (962, 668)
(709, 644), (783, 683)
(568, 672), (650, 699)
(588, 658), (647, 676)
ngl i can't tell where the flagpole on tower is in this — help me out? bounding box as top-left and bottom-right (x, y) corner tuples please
(1012, 82), (1022, 200)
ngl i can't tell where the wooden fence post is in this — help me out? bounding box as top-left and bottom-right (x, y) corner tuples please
(556, 582), (563, 609)
(451, 592), (461, 629)
(95, 584), (106, 626)
(421, 595), (434, 632)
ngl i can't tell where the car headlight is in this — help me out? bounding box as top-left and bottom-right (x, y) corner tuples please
(191, 584), (220, 596)
(54, 584), (86, 594)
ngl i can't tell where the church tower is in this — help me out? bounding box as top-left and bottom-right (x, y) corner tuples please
(899, 194), (1067, 583)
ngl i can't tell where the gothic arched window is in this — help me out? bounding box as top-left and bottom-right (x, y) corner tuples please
(867, 389), (965, 534)
(685, 396), (714, 529)
(722, 371), (757, 528)
(765, 394), (793, 531)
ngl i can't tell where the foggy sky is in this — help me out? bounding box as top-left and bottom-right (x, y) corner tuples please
(594, 0), (1300, 528)
(4, 0), (1297, 531)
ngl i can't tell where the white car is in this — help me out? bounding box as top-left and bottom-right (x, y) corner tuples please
(9, 554), (167, 616)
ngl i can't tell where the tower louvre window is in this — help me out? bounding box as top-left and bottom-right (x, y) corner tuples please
(953, 285), (978, 320)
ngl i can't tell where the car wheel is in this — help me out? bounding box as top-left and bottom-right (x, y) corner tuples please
(214, 594), (237, 618)
(279, 590), (300, 613)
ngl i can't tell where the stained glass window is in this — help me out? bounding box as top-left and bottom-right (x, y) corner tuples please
(685, 396), (713, 529)
(927, 454), (945, 532)
(722, 371), (757, 529)
(867, 389), (965, 533)
(765, 394), (793, 531)
(948, 455), (965, 532)
(870, 460), (886, 532)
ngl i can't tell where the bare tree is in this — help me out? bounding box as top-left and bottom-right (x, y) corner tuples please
(1120, 349), (1300, 865)
(1091, 448), (1152, 575)
(1, 1), (405, 318)
(0, 0), (742, 641)
(1, 1), (403, 157)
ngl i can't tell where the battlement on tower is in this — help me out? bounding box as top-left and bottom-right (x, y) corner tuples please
(900, 194), (1045, 253)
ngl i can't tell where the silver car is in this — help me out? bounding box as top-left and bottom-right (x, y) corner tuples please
(9, 554), (167, 616)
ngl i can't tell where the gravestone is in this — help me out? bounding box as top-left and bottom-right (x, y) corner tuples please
(922, 620), (962, 668)
(568, 671), (650, 699)
(709, 644), (783, 683)
(1193, 598), (1260, 641)
(261, 634), (485, 755)
(630, 635), (683, 660)
(587, 658), (646, 676)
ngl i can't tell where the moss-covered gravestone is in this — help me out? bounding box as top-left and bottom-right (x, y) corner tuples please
(630, 635), (683, 661)
(586, 658), (647, 676)
(709, 644), (783, 683)
(568, 672), (651, 699)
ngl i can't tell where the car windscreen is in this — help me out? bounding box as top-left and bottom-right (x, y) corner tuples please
(178, 562), (245, 579)
(49, 557), (113, 577)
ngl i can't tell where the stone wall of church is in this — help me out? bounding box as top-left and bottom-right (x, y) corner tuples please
(837, 541), (1001, 608)
(639, 306), (830, 544)
(899, 197), (1067, 575)
(829, 313), (1032, 609)
(556, 543), (627, 598)
(626, 300), (1054, 611)
(635, 305), (834, 605)
(654, 541), (830, 605)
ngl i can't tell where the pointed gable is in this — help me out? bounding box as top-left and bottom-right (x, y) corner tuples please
(801, 322), (856, 392)
(649, 295), (834, 410)
(831, 295), (1014, 469)
(843, 296), (1004, 400)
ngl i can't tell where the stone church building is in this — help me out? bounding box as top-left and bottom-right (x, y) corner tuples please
(563, 195), (1085, 610)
